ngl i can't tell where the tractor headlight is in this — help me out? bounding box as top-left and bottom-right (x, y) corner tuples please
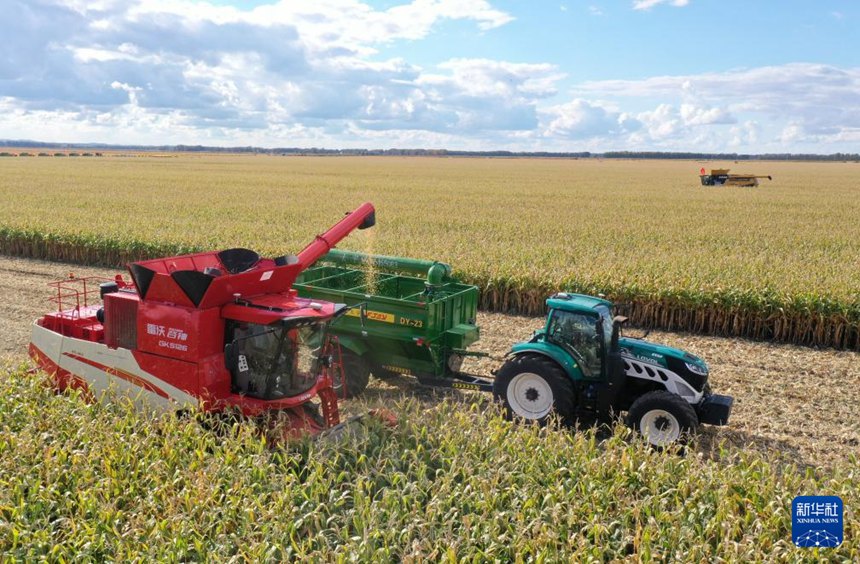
(685, 362), (708, 376)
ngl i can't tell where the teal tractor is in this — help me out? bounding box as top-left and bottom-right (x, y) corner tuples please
(494, 293), (733, 447)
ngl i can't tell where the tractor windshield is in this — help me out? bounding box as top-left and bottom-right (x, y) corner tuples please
(229, 321), (325, 400)
(546, 309), (603, 377)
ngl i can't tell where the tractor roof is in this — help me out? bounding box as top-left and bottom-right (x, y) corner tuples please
(546, 292), (613, 314)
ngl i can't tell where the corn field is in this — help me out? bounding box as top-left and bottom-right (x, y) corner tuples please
(0, 366), (857, 560)
(0, 155), (858, 349)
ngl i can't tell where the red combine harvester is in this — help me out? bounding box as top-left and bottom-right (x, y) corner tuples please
(29, 203), (378, 439)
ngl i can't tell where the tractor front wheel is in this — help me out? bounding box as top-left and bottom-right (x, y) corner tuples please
(626, 390), (698, 448)
(493, 354), (575, 425)
(333, 350), (370, 398)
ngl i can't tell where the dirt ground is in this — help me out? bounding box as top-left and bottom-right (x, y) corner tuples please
(2, 255), (858, 468)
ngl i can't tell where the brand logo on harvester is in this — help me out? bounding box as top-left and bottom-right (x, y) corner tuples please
(147, 323), (190, 352)
(792, 496), (843, 548)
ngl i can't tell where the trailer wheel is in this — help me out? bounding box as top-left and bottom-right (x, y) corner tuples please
(334, 349), (370, 398)
(493, 354), (574, 425)
(626, 390), (698, 448)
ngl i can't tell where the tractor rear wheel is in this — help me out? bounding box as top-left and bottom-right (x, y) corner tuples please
(493, 354), (575, 425)
(333, 349), (370, 398)
(626, 390), (698, 448)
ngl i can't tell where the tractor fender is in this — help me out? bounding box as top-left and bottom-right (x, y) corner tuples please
(332, 335), (370, 357)
(507, 342), (585, 382)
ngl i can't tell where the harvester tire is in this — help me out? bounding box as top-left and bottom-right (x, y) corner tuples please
(493, 354), (575, 425)
(626, 390), (698, 448)
(335, 349), (370, 398)
(302, 402), (325, 427)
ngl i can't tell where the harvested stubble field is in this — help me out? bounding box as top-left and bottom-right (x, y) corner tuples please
(1, 256), (859, 559)
(0, 155), (858, 349)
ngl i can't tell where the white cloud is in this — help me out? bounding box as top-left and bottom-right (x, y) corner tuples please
(0, 1), (857, 153)
(573, 63), (860, 149)
(679, 104), (736, 126)
(543, 99), (640, 139)
(408, 59), (565, 132)
(779, 123), (805, 144)
(576, 63), (860, 107)
(636, 104), (681, 139)
(729, 120), (760, 147)
(426, 59), (563, 99)
(633, 0), (689, 11)
(124, 0), (513, 54)
(0, 0), (527, 141)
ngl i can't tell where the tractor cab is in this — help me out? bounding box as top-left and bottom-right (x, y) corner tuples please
(542, 293), (615, 379)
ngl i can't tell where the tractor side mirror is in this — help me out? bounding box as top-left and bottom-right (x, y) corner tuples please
(611, 316), (628, 350)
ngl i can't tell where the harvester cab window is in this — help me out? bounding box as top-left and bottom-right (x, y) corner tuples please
(547, 310), (603, 378)
(228, 321), (325, 400)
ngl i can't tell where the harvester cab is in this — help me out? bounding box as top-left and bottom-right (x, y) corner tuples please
(493, 293), (734, 447)
(29, 203), (378, 441)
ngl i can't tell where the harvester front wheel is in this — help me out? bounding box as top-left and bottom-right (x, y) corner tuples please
(626, 390), (698, 448)
(334, 349), (370, 398)
(493, 354), (574, 425)
(302, 402), (325, 427)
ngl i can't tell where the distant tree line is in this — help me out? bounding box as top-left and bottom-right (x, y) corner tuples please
(167, 146), (596, 158)
(1, 140), (857, 161)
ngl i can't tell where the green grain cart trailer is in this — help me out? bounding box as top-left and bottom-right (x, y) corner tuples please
(294, 249), (489, 397)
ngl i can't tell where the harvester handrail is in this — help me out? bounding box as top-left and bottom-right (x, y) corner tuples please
(47, 275), (114, 314)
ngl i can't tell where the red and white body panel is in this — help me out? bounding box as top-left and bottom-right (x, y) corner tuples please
(30, 319), (199, 412)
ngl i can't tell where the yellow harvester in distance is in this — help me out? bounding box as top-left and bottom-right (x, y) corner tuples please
(699, 168), (772, 187)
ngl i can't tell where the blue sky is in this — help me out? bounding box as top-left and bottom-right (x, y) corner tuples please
(1, 0), (857, 152)
(378, 1), (857, 80)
